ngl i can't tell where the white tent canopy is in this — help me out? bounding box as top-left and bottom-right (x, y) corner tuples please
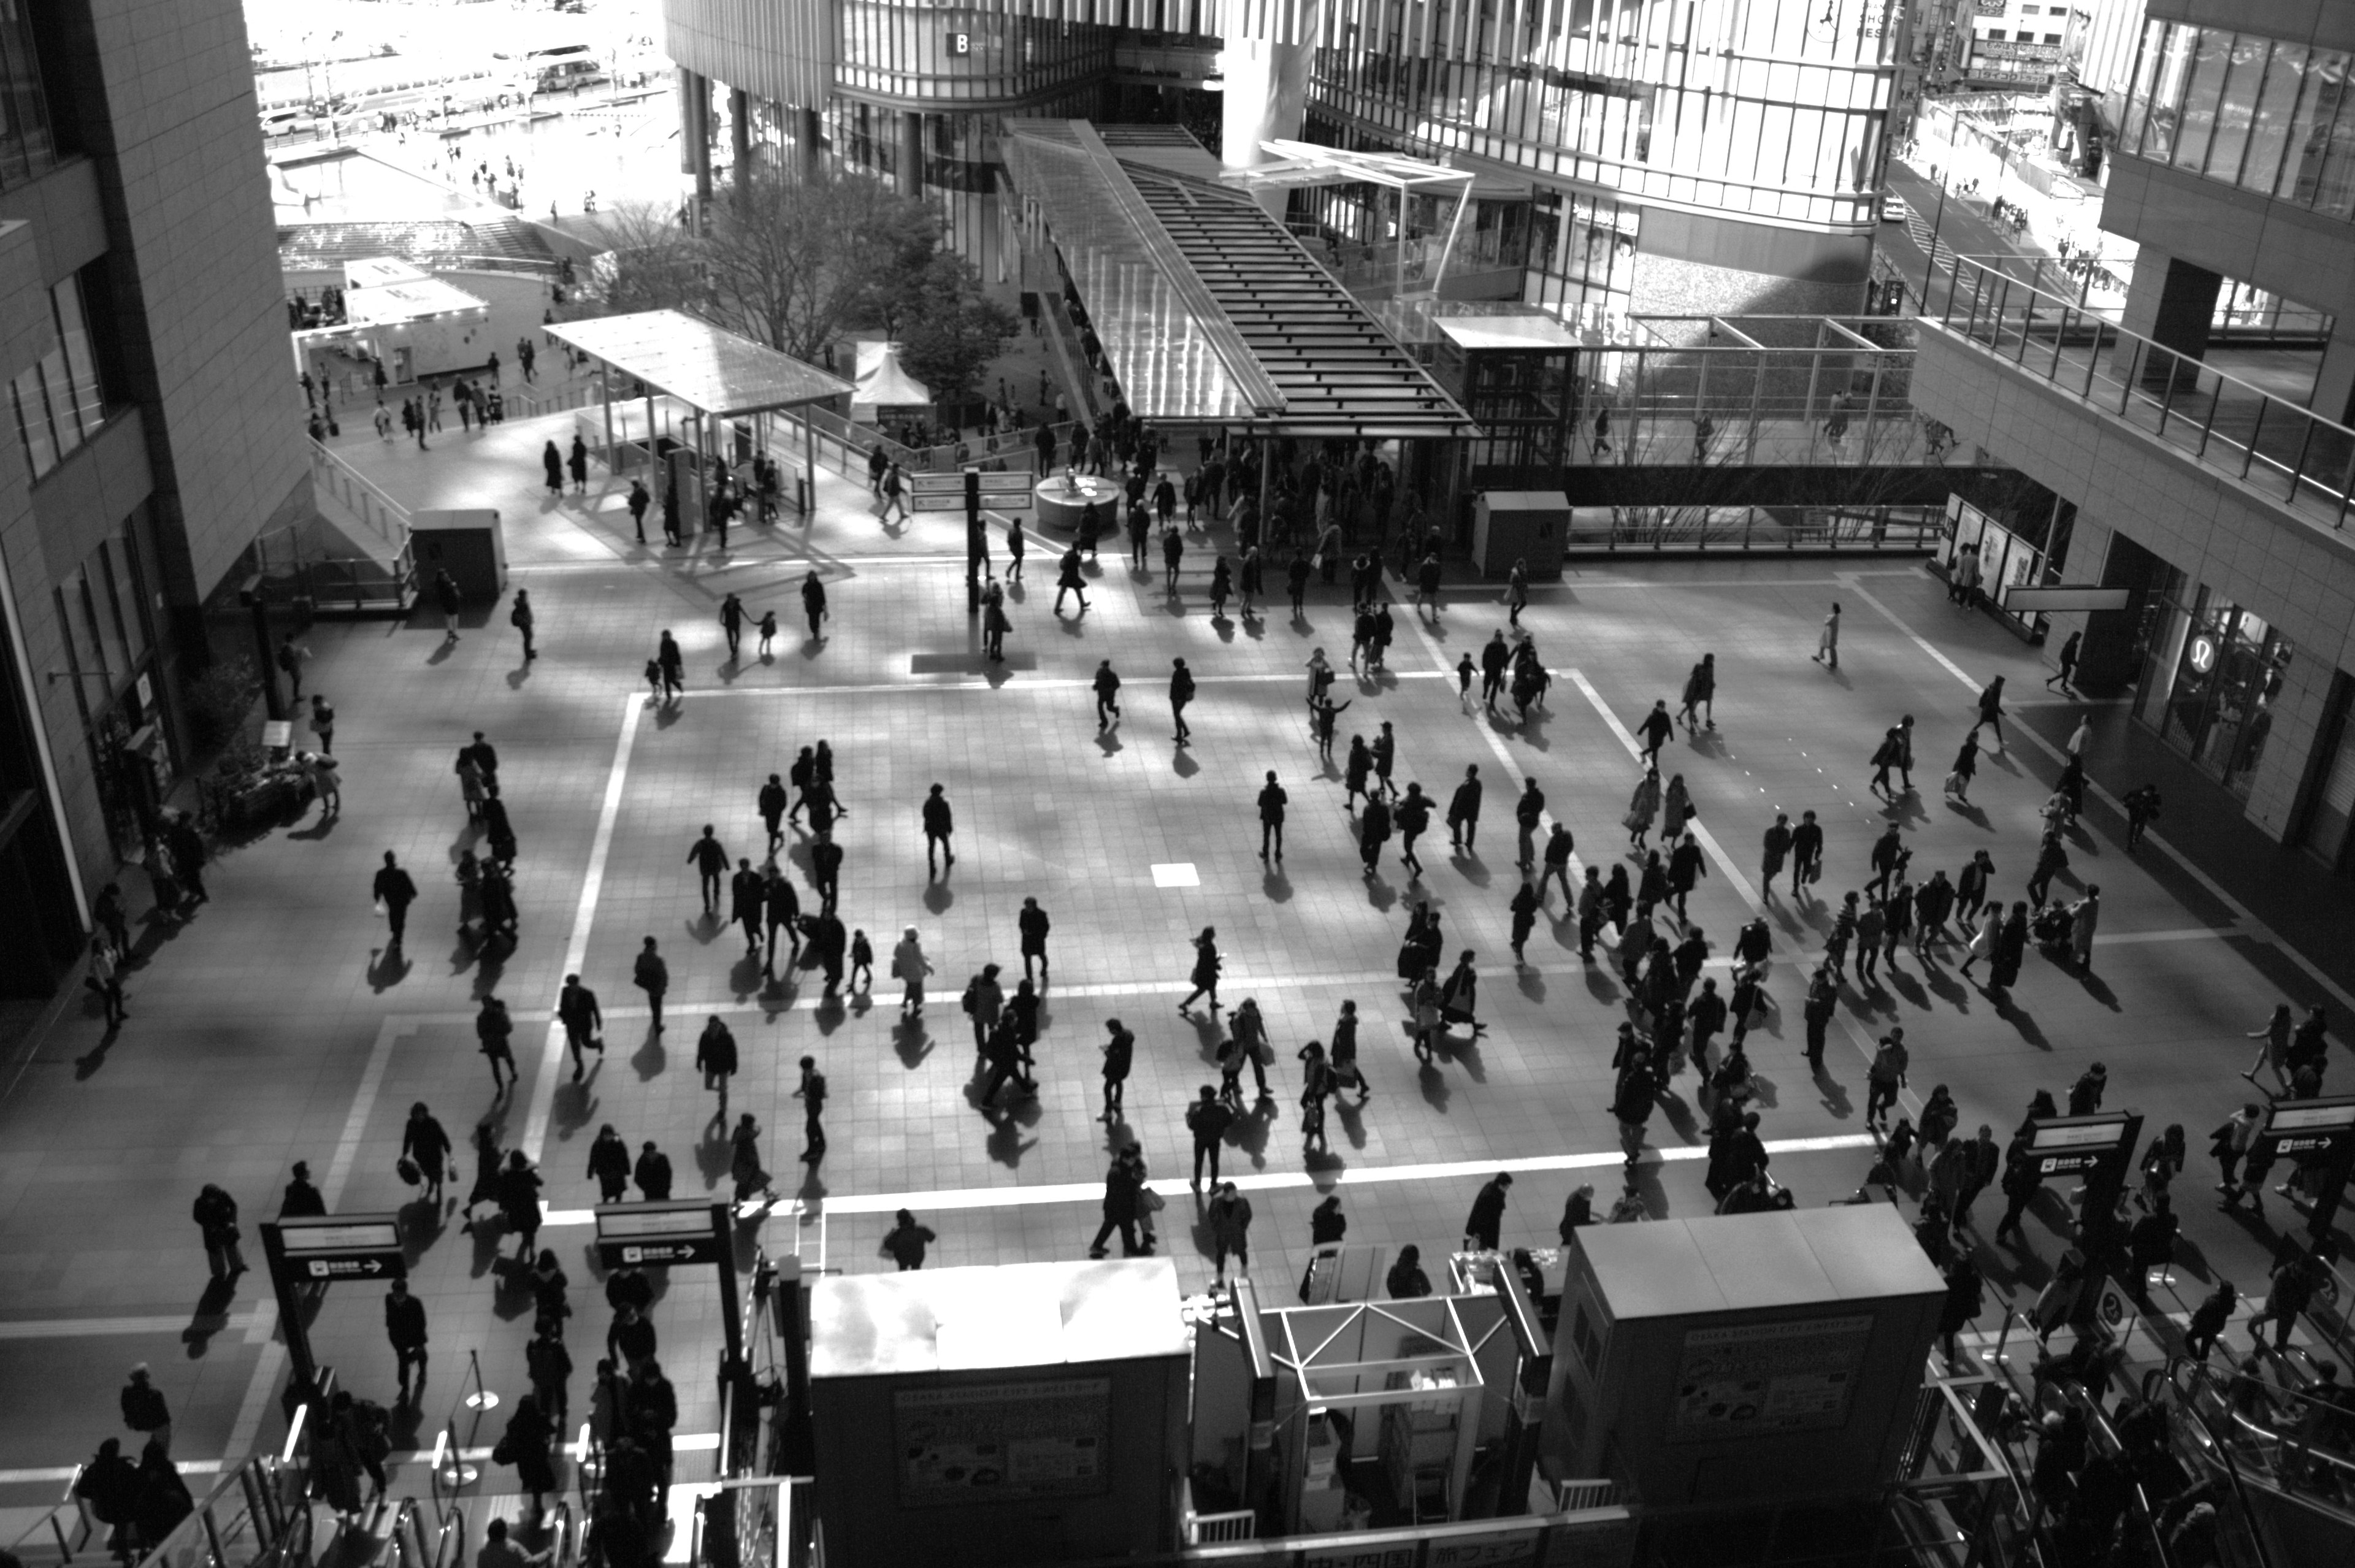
(852, 340), (932, 415)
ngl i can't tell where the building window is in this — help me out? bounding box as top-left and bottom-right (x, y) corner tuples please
(2139, 589), (2293, 799)
(9, 275), (109, 481)
(2124, 22), (2355, 220)
(0, 0), (56, 188)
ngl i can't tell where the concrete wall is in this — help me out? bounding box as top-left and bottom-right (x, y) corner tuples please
(1909, 324), (2355, 843)
(63, 0), (311, 606)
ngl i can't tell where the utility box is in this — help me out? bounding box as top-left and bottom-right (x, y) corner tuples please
(1546, 1207), (1943, 1510)
(408, 509), (506, 602)
(1472, 491), (1568, 579)
(807, 1258), (1189, 1567)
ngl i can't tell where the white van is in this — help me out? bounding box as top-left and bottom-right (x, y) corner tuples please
(261, 107), (318, 137)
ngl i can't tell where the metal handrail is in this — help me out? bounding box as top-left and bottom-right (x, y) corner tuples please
(2058, 1384), (2177, 1568)
(306, 440), (413, 555)
(6, 1466), (93, 1564)
(2173, 1356), (2355, 1483)
(545, 1501), (573, 1568)
(1932, 254), (2355, 531)
(2150, 1361), (2283, 1568)
(429, 1504), (465, 1568)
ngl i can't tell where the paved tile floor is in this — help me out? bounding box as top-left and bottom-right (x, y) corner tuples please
(1, 411), (2344, 1521)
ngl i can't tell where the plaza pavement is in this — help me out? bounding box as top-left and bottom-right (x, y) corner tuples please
(1, 408), (2345, 1522)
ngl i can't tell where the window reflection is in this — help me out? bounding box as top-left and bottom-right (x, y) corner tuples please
(2124, 20), (2355, 223)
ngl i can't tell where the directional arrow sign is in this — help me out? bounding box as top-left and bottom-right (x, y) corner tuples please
(305, 1255), (404, 1280)
(594, 1201), (729, 1268)
(264, 1213), (408, 1289)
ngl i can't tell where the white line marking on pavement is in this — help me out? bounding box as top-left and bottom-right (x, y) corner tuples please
(1566, 668), (1764, 911)
(528, 1131), (1881, 1228)
(524, 694), (644, 1163)
(1837, 575), (2355, 1020)
(0, 1312), (266, 1340)
(223, 1015), (412, 1462)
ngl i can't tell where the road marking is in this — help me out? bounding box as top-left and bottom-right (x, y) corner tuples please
(529, 1131), (1882, 1229)
(524, 694), (643, 1163)
(1837, 575), (2355, 1020)
(1566, 669), (1764, 911)
(0, 1312), (266, 1340)
(0, 1433), (726, 1488)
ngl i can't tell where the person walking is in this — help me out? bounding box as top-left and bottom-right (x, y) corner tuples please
(1054, 546), (1089, 615)
(568, 434), (589, 494)
(883, 1210), (936, 1270)
(718, 593), (746, 662)
(1637, 699), (1674, 766)
(656, 629), (684, 700)
(1087, 1149), (1143, 1258)
(385, 1279), (429, 1406)
(800, 572), (828, 641)
(878, 461), (908, 523)
(686, 825), (728, 916)
(1813, 602), (1840, 668)
(120, 1364), (172, 1456)
(922, 783), (955, 879)
(633, 936), (668, 1033)
(1514, 776), (1545, 871)
(541, 440), (564, 497)
(1624, 768), (1661, 852)
(627, 479), (650, 543)
(1975, 676), (2008, 751)
(1186, 1085), (1235, 1187)
(586, 1125), (630, 1204)
(890, 927), (933, 1017)
(1169, 658), (1196, 744)
(1447, 764), (1483, 854)
(1019, 898), (1051, 984)
(557, 973), (603, 1080)
(695, 1015), (738, 1100)
(1207, 1182), (1253, 1279)
(1257, 771), (1287, 863)
(372, 852), (418, 946)
(1091, 659), (1123, 732)
(1866, 1028), (1909, 1130)
(1098, 1019), (1135, 1121)
(1680, 655), (1716, 731)
(192, 1184), (244, 1279)
(401, 1103), (451, 1206)
(1790, 810), (1824, 893)
(2046, 631), (2081, 694)
(1465, 1172), (1512, 1250)
(793, 1057), (827, 1165)
(1178, 927), (1222, 1014)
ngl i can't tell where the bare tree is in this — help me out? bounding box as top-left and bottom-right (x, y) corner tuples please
(703, 169), (938, 363)
(573, 200), (706, 318)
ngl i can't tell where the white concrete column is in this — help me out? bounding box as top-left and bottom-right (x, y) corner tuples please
(1221, 2), (1322, 219)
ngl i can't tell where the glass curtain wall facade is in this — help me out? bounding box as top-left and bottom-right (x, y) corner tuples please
(2118, 19), (2355, 219)
(0, 0), (55, 188)
(1306, 0), (1900, 232)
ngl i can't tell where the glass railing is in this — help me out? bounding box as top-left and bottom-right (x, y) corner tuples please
(1928, 254), (2355, 533)
(2169, 1356), (2355, 1515)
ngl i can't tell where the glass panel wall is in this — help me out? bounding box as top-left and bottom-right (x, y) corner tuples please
(2121, 20), (2355, 223)
(0, 0), (56, 188)
(1310, 0), (1892, 231)
(2139, 587), (2295, 799)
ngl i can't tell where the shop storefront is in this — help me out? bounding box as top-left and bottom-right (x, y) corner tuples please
(1943, 493), (2055, 639)
(52, 520), (175, 857)
(2135, 584), (2292, 800)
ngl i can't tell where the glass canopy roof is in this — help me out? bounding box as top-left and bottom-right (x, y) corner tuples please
(546, 310), (854, 418)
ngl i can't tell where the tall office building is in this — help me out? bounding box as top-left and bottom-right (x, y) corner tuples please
(661, 0), (1907, 318)
(0, 0), (308, 993)
(1911, 0), (2355, 874)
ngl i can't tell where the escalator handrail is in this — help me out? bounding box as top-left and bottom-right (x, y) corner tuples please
(545, 1501), (573, 1568)
(2173, 1355), (2355, 1487)
(431, 1504), (466, 1568)
(2150, 1358), (2281, 1568)
(2059, 1383), (2180, 1568)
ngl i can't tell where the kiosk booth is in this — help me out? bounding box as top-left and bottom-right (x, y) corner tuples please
(1546, 1207), (1945, 1520)
(804, 1258), (1189, 1567)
